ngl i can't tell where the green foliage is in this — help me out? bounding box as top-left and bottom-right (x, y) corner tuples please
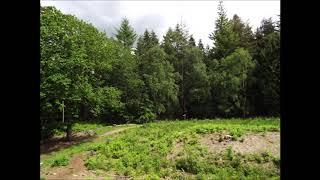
(209, 1), (239, 60)
(50, 155), (69, 167)
(40, 5), (280, 178)
(139, 46), (178, 116)
(176, 155), (201, 174)
(136, 29), (159, 56)
(272, 156), (280, 168)
(85, 154), (108, 170)
(250, 21), (280, 116)
(209, 48), (255, 117)
(40, 6), (126, 138)
(115, 18), (137, 48)
(40, 4), (280, 137)
(40, 124), (133, 168)
(137, 106), (156, 123)
(41, 119), (279, 179)
(226, 146), (234, 160)
(73, 119), (279, 178)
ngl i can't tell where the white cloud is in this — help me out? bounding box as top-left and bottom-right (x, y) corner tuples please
(41, 0), (280, 47)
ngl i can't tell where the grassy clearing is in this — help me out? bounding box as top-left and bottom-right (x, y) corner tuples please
(79, 118), (280, 179)
(40, 123), (136, 168)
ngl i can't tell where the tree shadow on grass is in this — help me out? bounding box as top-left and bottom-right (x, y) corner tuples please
(40, 133), (96, 154)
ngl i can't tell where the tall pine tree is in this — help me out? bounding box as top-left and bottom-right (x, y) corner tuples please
(115, 18), (137, 48)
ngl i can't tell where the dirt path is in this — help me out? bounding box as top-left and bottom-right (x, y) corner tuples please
(41, 125), (139, 179)
(43, 153), (94, 179)
(100, 125), (138, 137)
(41, 125), (138, 155)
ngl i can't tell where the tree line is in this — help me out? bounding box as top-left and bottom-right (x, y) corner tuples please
(40, 1), (280, 140)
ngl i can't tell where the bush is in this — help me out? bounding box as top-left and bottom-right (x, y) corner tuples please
(261, 151), (272, 162)
(137, 107), (156, 123)
(145, 173), (160, 180)
(272, 157), (280, 168)
(175, 155), (200, 174)
(85, 154), (107, 170)
(225, 147), (234, 160)
(51, 155), (69, 167)
(230, 157), (242, 168)
(40, 120), (64, 140)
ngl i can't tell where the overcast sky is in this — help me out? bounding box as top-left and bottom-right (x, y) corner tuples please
(41, 0), (280, 47)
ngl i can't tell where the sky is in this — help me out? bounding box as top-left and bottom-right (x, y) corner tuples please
(41, 0), (280, 47)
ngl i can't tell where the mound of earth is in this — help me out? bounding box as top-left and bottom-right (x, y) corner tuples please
(200, 132), (280, 157)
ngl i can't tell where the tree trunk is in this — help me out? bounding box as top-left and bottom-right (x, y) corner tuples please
(178, 95), (187, 119)
(65, 113), (72, 141)
(242, 67), (246, 118)
(80, 104), (89, 121)
(66, 123), (72, 141)
(243, 95), (246, 118)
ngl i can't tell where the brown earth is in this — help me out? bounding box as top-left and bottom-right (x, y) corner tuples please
(167, 141), (184, 160)
(200, 131), (280, 157)
(42, 153), (96, 180)
(42, 153), (132, 180)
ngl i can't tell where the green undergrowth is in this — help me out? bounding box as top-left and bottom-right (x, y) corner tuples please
(40, 124), (136, 168)
(81, 118), (279, 179)
(53, 121), (129, 136)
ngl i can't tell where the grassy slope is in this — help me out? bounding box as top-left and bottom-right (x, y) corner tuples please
(41, 118), (280, 179)
(40, 123), (135, 168)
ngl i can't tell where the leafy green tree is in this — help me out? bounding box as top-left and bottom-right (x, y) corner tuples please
(161, 24), (210, 118)
(209, 48), (255, 117)
(40, 4), (280, 126)
(249, 19), (280, 116)
(150, 30), (159, 46)
(40, 6), (123, 140)
(106, 40), (144, 123)
(255, 18), (276, 38)
(188, 35), (196, 47)
(197, 39), (204, 51)
(183, 47), (210, 118)
(209, 0), (239, 60)
(139, 46), (178, 120)
(136, 29), (159, 56)
(161, 24), (189, 117)
(115, 18), (137, 48)
(136, 29), (178, 121)
(230, 14), (255, 53)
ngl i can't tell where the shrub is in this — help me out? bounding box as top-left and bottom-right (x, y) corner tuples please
(85, 155), (107, 170)
(261, 151), (273, 162)
(175, 155), (200, 174)
(225, 147), (234, 160)
(145, 173), (160, 180)
(50, 155), (69, 167)
(272, 157), (280, 168)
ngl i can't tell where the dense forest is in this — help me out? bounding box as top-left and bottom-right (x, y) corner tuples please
(40, 2), (280, 140)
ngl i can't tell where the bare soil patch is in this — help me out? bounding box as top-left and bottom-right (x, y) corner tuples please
(41, 153), (96, 179)
(167, 141), (184, 160)
(41, 153), (128, 180)
(200, 131), (280, 157)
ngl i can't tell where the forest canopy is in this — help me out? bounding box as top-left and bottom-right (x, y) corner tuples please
(40, 2), (280, 140)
